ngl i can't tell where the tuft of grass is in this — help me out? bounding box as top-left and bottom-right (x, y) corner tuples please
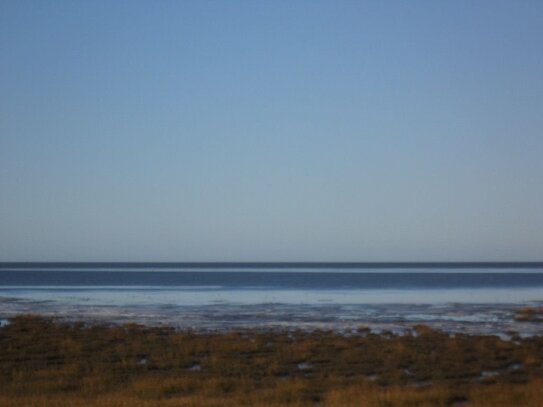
(515, 307), (543, 322)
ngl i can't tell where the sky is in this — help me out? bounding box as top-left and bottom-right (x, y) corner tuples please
(1, 1), (542, 262)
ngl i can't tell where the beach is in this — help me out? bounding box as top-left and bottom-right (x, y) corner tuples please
(2, 265), (543, 405)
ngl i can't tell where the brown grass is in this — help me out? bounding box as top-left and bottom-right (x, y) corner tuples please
(1, 315), (542, 406)
(515, 307), (543, 322)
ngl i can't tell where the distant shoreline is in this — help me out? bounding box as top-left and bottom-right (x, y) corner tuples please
(2, 261), (543, 269)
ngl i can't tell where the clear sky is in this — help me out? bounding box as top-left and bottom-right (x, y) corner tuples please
(1, 1), (542, 262)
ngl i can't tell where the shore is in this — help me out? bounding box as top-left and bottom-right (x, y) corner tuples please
(1, 315), (542, 406)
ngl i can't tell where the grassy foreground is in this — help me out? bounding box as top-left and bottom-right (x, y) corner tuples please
(0, 315), (542, 406)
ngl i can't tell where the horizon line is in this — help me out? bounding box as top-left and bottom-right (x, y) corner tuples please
(1, 261), (543, 269)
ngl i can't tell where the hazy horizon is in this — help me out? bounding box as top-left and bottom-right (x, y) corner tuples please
(2, 261), (543, 266)
(1, 1), (542, 262)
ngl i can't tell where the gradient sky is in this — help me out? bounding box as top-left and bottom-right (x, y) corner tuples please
(1, 1), (542, 261)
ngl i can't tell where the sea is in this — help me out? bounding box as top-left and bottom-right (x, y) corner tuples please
(1, 263), (543, 335)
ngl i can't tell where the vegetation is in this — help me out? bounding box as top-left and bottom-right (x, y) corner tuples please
(1, 315), (542, 406)
(515, 307), (543, 323)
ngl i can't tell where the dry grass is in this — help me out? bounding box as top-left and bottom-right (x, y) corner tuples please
(515, 307), (543, 322)
(1, 315), (542, 406)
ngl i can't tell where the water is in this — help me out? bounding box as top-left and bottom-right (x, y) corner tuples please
(1, 263), (543, 335)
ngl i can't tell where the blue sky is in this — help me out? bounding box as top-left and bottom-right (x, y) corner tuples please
(1, 1), (542, 261)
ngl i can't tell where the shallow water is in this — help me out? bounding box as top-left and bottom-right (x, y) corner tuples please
(1, 265), (543, 334)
